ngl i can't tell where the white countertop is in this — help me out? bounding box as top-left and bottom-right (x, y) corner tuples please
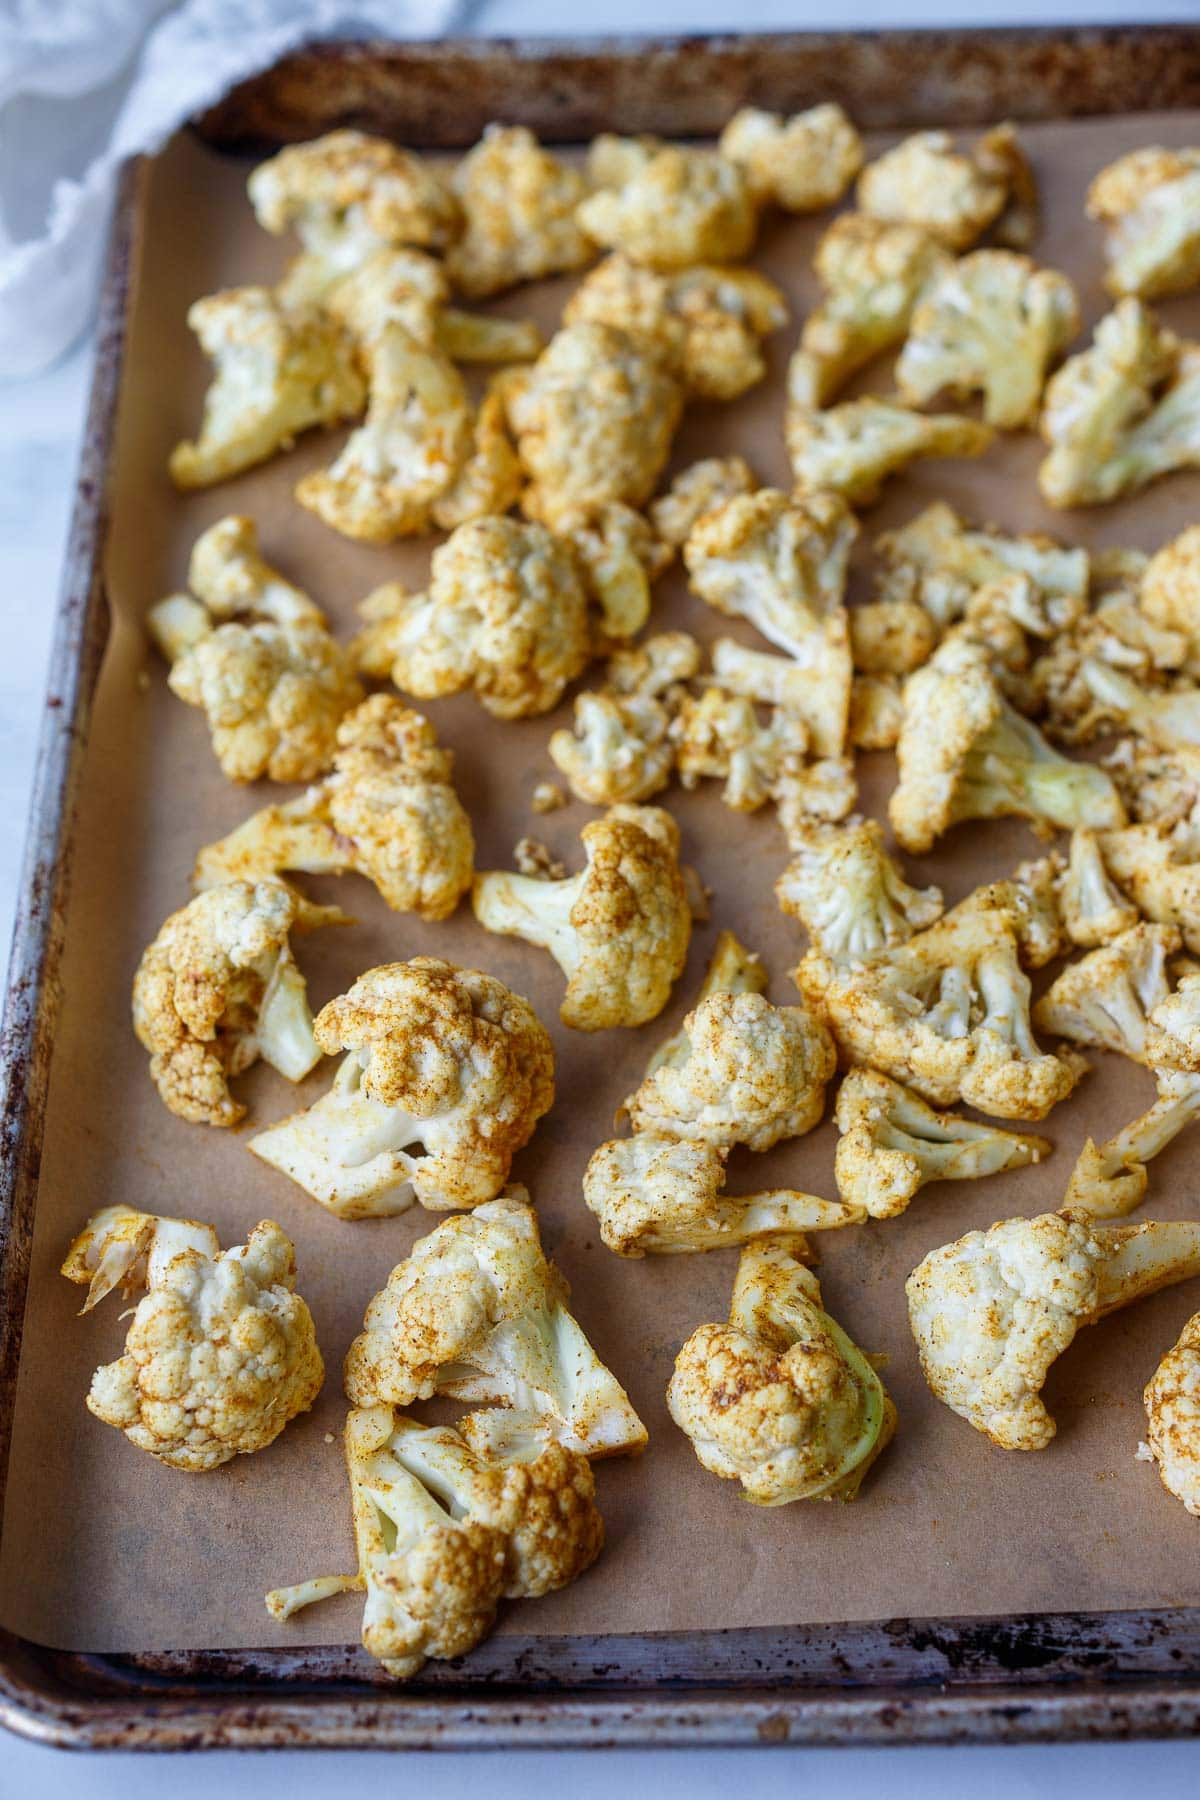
(2, 2), (1199, 1790)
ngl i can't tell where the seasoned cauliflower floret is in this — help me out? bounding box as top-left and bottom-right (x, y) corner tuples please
(848, 673), (905, 750)
(584, 1133), (860, 1257)
(1038, 299), (1200, 507)
(296, 324), (473, 542)
(193, 696), (474, 922)
(718, 104), (863, 212)
(549, 688), (676, 806)
(649, 455), (758, 548)
(183, 513), (325, 626)
(787, 395), (992, 507)
(672, 688), (809, 813)
(250, 960), (554, 1218)
(426, 378), (525, 531)
(858, 124), (1035, 252)
(1141, 526), (1200, 675)
(606, 629), (703, 698)
(874, 500), (1089, 629)
(787, 212), (953, 409)
(895, 250), (1079, 430)
(446, 126), (595, 299)
(473, 804), (691, 1031)
(834, 1067), (1049, 1220)
(1087, 147), (1200, 301)
(683, 488), (857, 656)
(1142, 1312), (1200, 1514)
(668, 1239), (896, 1505)
(353, 517), (590, 720)
(888, 637), (1125, 855)
(324, 244), (450, 345)
(505, 323), (684, 532)
(343, 1194), (647, 1457)
(576, 145), (757, 271)
(847, 600), (937, 677)
(1033, 922), (1180, 1065)
(708, 630), (853, 762)
(1057, 827), (1140, 947)
(63, 1209), (323, 1471)
(170, 288), (364, 489)
(1062, 1068), (1200, 1223)
(907, 1211), (1200, 1449)
(777, 818), (943, 971)
(132, 879), (347, 1127)
(565, 501), (672, 643)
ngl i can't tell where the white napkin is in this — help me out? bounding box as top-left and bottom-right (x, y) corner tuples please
(0, 0), (469, 379)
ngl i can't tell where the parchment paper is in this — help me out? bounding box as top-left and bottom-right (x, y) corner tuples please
(4, 111), (1200, 1656)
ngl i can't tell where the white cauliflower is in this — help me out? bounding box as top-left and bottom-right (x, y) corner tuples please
(777, 817), (943, 970)
(342, 1194), (647, 1457)
(668, 1239), (896, 1504)
(672, 688), (807, 813)
(249, 959), (554, 1219)
(1087, 147), (1200, 301)
(649, 455), (758, 549)
(472, 804), (692, 1031)
(874, 500), (1089, 630)
(708, 630), (853, 761)
(642, 927), (766, 1079)
(1068, 662), (1200, 755)
(1097, 821), (1200, 956)
(1141, 1312), (1200, 1515)
(1033, 922), (1179, 1064)
(848, 673), (905, 750)
(322, 244), (450, 346)
(62, 1209), (323, 1471)
(847, 601), (938, 677)
(895, 250), (1079, 430)
(169, 287), (364, 488)
(718, 104), (863, 211)
(132, 879), (347, 1127)
(907, 1210), (1200, 1449)
(576, 145), (758, 271)
(834, 1067), (1049, 1220)
(1140, 526), (1200, 675)
(787, 395), (993, 507)
(549, 688), (676, 806)
(446, 125), (595, 298)
(193, 696), (475, 922)
(857, 124), (1036, 251)
(605, 629), (704, 699)
(564, 501), (672, 642)
(683, 488), (856, 655)
(1062, 1069), (1200, 1222)
(1104, 740), (1200, 833)
(1031, 604), (1189, 748)
(1057, 827), (1140, 947)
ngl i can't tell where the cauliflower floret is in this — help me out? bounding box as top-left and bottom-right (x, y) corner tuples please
(424, 377), (525, 531)
(1087, 147), (1200, 301)
(248, 131), (460, 305)
(605, 629), (703, 698)
(787, 396), (993, 507)
(1142, 1312), (1200, 1514)
(1033, 922), (1179, 1064)
(249, 959), (554, 1218)
(1062, 1069), (1200, 1222)
(353, 517), (591, 720)
(445, 126), (594, 299)
(718, 103), (863, 212)
(895, 250), (1079, 430)
(1038, 299), (1200, 507)
(621, 988), (834, 1152)
(777, 818), (943, 970)
(847, 601), (937, 677)
(907, 1211), (1200, 1449)
(777, 758), (859, 835)
(1105, 739), (1200, 833)
(473, 804), (691, 1031)
(683, 489), (857, 655)
(1031, 604), (1188, 747)
(834, 1067), (1049, 1220)
(296, 323), (473, 542)
(1058, 827), (1140, 947)
(63, 1210), (322, 1471)
(1100, 819), (1200, 953)
(874, 500), (1089, 630)
(649, 455), (758, 548)
(857, 124), (1034, 252)
(549, 689), (675, 806)
(169, 288), (364, 489)
(132, 879), (347, 1127)
(848, 674), (905, 750)
(576, 145), (757, 271)
(642, 927), (766, 1075)
(584, 1134), (860, 1257)
(945, 572), (1086, 706)
(343, 1195), (647, 1456)
(668, 1239), (896, 1505)
(817, 889), (1085, 1119)
(565, 501), (672, 643)
(193, 696), (474, 921)
(181, 513), (325, 627)
(1141, 527), (1200, 676)
(888, 637), (1125, 854)
(708, 630), (853, 761)
(1068, 663), (1200, 755)
(671, 688), (809, 813)
(505, 323), (684, 532)
(323, 244), (450, 345)
(786, 212), (953, 409)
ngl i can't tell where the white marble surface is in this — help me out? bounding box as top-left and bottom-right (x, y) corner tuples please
(3, 2), (1200, 1790)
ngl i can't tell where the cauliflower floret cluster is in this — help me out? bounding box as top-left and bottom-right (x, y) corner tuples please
(445, 126), (595, 298)
(132, 879), (347, 1127)
(668, 1239), (896, 1504)
(778, 817), (943, 974)
(874, 500), (1089, 629)
(249, 958), (554, 1218)
(576, 143), (758, 271)
(1062, 1068), (1200, 1223)
(683, 488), (857, 656)
(707, 629), (853, 763)
(672, 687), (811, 812)
(1140, 526), (1200, 674)
(857, 124), (1036, 252)
(649, 455), (758, 548)
(1033, 922), (1178, 1064)
(1057, 828), (1140, 947)
(564, 501), (672, 642)
(549, 686), (677, 806)
(718, 103), (863, 212)
(1141, 1311), (1200, 1515)
(193, 696), (475, 921)
(63, 1209), (323, 1471)
(787, 394), (993, 507)
(1087, 146), (1200, 301)
(170, 287), (365, 489)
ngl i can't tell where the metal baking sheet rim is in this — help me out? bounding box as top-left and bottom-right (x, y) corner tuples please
(4, 29), (1200, 1749)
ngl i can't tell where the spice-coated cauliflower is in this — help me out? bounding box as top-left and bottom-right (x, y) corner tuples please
(181, 512), (325, 627)
(777, 817), (943, 971)
(62, 1209), (323, 1471)
(683, 488), (857, 655)
(504, 322), (684, 531)
(787, 395), (993, 507)
(857, 125), (1036, 252)
(426, 377), (525, 531)
(1057, 827), (1139, 947)
(668, 1239), (896, 1505)
(249, 959), (554, 1218)
(649, 455), (758, 549)
(1038, 299), (1200, 507)
(473, 803), (691, 1030)
(605, 630), (704, 700)
(323, 244), (450, 344)
(1033, 922), (1179, 1065)
(718, 103), (863, 212)
(445, 125), (595, 298)
(353, 517), (591, 720)
(708, 629), (853, 762)
(848, 674), (905, 750)
(1105, 741), (1200, 836)
(671, 687), (810, 813)
(549, 688), (677, 806)
(834, 1067), (1050, 1220)
(169, 287), (364, 489)
(907, 1211), (1200, 1449)
(343, 1194), (647, 1457)
(846, 601), (937, 677)
(576, 144), (758, 271)
(1030, 602), (1188, 747)
(874, 500), (1089, 629)
(132, 879), (347, 1127)
(193, 696), (475, 922)
(564, 501), (672, 642)
(1140, 526), (1200, 674)
(1141, 1312), (1200, 1514)
(1087, 147), (1200, 301)
(895, 250), (1079, 430)
(1062, 1067), (1200, 1223)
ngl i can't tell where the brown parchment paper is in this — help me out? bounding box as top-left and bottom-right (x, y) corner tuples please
(4, 111), (1200, 1657)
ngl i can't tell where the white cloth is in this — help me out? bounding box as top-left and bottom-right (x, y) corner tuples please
(0, 0), (468, 379)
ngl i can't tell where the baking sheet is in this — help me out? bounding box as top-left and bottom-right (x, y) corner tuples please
(4, 112), (1200, 1657)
